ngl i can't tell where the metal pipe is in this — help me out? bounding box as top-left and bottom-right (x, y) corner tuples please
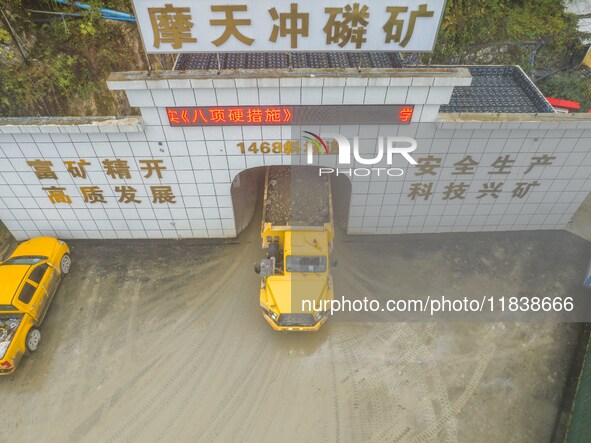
(28, 9), (135, 22)
(51, 0), (134, 20)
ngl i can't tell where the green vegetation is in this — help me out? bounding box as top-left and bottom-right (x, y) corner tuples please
(0, 0), (145, 116)
(434, 0), (590, 109)
(433, 0), (582, 65)
(538, 72), (591, 112)
(0, 0), (589, 116)
(0, 29), (11, 43)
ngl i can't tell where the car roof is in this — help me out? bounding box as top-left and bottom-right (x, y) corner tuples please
(0, 264), (30, 305)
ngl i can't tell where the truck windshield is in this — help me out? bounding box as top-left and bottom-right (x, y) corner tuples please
(286, 256), (327, 273)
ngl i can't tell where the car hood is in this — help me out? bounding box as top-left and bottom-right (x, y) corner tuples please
(0, 314), (23, 360)
(12, 236), (58, 258)
(266, 277), (329, 314)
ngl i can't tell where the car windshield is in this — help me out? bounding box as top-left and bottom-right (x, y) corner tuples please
(286, 255), (327, 273)
(2, 256), (47, 266)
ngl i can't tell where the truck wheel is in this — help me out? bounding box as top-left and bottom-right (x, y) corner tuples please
(26, 328), (41, 352)
(60, 253), (71, 275)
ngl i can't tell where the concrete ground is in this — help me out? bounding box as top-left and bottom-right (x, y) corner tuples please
(0, 203), (589, 443)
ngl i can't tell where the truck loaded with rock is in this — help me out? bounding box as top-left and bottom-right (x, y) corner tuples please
(255, 166), (335, 331)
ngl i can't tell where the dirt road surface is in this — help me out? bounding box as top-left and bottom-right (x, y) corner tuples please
(0, 213), (587, 442)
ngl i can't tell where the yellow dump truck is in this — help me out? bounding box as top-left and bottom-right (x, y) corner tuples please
(255, 166), (335, 331)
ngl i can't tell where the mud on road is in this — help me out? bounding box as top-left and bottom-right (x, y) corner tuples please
(0, 216), (586, 442)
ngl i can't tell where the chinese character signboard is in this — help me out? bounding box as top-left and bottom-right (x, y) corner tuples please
(166, 105), (414, 126)
(404, 154), (553, 203)
(133, 0), (446, 53)
(28, 158), (178, 207)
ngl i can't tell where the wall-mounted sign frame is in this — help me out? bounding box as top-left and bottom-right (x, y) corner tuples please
(133, 0), (446, 53)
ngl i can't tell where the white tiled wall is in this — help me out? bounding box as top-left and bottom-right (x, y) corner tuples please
(0, 74), (589, 239)
(108, 74), (467, 123)
(302, 122), (591, 234)
(0, 120), (235, 240)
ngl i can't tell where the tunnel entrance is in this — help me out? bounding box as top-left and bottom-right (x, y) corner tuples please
(230, 166), (352, 236)
(230, 167), (266, 235)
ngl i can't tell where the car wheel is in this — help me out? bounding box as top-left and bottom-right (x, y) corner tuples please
(60, 253), (71, 275)
(26, 328), (41, 353)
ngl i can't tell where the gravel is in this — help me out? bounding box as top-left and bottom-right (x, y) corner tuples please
(264, 166), (330, 226)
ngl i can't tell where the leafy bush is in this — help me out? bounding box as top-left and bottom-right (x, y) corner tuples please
(0, 0), (587, 116)
(434, 0), (582, 68)
(0, 0), (143, 116)
(538, 72), (591, 111)
(432, 0), (591, 111)
(0, 29), (11, 43)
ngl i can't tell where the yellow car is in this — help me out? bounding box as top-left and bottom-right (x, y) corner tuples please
(0, 237), (70, 374)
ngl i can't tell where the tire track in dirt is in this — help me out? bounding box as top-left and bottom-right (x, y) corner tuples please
(48, 265), (138, 443)
(95, 233), (262, 441)
(1, 213), (540, 443)
(58, 244), (246, 442)
(328, 330), (343, 443)
(333, 236), (499, 442)
(100, 311), (229, 442)
(0, 268), (96, 443)
(99, 254), (248, 442)
(164, 236), (285, 441)
(330, 324), (419, 441)
(409, 344), (496, 443)
(66, 270), (103, 399)
(224, 340), (286, 442)
(331, 321), (471, 441)
(151, 291), (262, 441)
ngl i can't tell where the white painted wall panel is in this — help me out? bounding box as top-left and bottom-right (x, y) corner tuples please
(0, 77), (589, 239)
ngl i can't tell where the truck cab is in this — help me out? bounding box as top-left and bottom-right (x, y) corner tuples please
(258, 228), (334, 331)
(256, 167), (334, 331)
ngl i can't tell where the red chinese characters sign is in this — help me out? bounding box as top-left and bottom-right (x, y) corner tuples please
(166, 105), (414, 126)
(398, 107), (414, 123)
(167, 107), (292, 126)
